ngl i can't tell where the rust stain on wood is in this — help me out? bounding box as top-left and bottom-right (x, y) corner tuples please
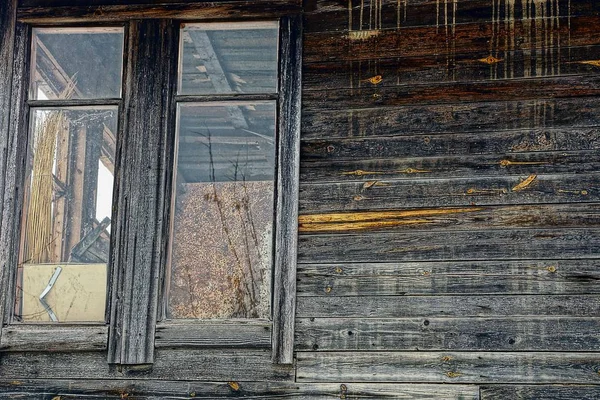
(512, 174), (537, 191)
(499, 159), (547, 167)
(478, 55), (503, 65)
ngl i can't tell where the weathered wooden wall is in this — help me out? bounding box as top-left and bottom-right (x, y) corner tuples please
(0, 0), (599, 398)
(296, 0), (600, 397)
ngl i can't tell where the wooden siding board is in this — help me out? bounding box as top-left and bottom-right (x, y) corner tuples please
(0, 380), (479, 399)
(479, 385), (600, 400)
(297, 259), (600, 296)
(296, 295), (600, 318)
(299, 174), (600, 212)
(295, 317), (600, 351)
(301, 97), (600, 140)
(0, 325), (107, 352)
(296, 351), (600, 383)
(303, 15), (600, 62)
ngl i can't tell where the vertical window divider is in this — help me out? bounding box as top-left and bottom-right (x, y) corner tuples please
(107, 18), (176, 366)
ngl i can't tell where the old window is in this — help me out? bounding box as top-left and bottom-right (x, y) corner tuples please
(0, 7), (300, 366)
(16, 27), (123, 323)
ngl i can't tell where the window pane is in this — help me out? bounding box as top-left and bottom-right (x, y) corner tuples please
(178, 22), (278, 95)
(16, 107), (117, 323)
(30, 27), (124, 100)
(168, 102), (276, 319)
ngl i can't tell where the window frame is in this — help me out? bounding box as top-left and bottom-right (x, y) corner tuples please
(0, 1), (302, 366)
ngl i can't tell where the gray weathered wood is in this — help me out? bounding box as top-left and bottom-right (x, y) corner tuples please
(0, 349), (293, 382)
(480, 385), (600, 400)
(296, 295), (600, 318)
(299, 174), (600, 213)
(0, 325), (108, 352)
(271, 14), (302, 365)
(0, 22), (29, 331)
(296, 351), (600, 383)
(298, 229), (600, 263)
(297, 260), (600, 296)
(107, 19), (175, 365)
(155, 320), (270, 348)
(0, 379), (479, 399)
(295, 317), (600, 351)
(0, 0), (18, 338)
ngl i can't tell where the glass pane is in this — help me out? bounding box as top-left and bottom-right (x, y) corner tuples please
(30, 27), (124, 100)
(178, 22), (278, 95)
(15, 107), (117, 323)
(168, 102), (276, 319)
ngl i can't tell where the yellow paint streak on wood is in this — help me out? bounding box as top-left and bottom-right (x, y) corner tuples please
(228, 382), (240, 391)
(446, 371), (462, 378)
(578, 60), (600, 67)
(478, 55), (503, 65)
(300, 219), (432, 232)
(512, 174), (537, 191)
(363, 75), (383, 84)
(466, 188), (507, 195)
(342, 169), (385, 176)
(547, 265), (557, 273)
(299, 207), (482, 224)
(499, 159), (547, 167)
(348, 30), (380, 40)
(341, 168), (431, 176)
(558, 189), (588, 195)
(441, 356), (453, 362)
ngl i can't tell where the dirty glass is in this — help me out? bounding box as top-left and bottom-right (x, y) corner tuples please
(30, 27), (124, 100)
(178, 22), (279, 95)
(168, 102), (276, 319)
(15, 107), (117, 323)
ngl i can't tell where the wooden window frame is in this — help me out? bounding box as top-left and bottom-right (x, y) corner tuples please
(0, 0), (302, 366)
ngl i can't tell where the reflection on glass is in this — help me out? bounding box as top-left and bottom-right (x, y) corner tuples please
(16, 107), (117, 322)
(30, 27), (124, 100)
(168, 102), (276, 319)
(178, 22), (279, 95)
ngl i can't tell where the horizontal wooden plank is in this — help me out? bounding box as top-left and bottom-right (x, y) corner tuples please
(304, 16), (600, 62)
(480, 385), (600, 400)
(298, 203), (600, 234)
(300, 151), (600, 183)
(303, 46), (600, 91)
(0, 349), (293, 382)
(155, 320), (271, 348)
(296, 294), (600, 318)
(303, 75), (600, 111)
(299, 174), (600, 212)
(296, 351), (600, 383)
(295, 317), (600, 351)
(299, 228), (600, 263)
(0, 379), (479, 399)
(304, 0), (600, 33)
(17, 1), (302, 23)
(297, 259), (600, 296)
(301, 97), (600, 140)
(301, 128), (600, 161)
(0, 325), (108, 352)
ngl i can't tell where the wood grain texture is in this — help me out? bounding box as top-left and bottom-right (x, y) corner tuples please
(303, 0), (600, 32)
(297, 259), (600, 296)
(271, 14), (302, 365)
(0, 22), (29, 331)
(295, 317), (600, 351)
(480, 385), (600, 400)
(0, 0), (18, 337)
(296, 295), (600, 318)
(107, 19), (175, 365)
(0, 379), (479, 399)
(155, 320), (271, 348)
(299, 174), (599, 213)
(303, 75), (600, 111)
(0, 349), (293, 382)
(303, 16), (600, 62)
(301, 97), (600, 140)
(18, 0), (302, 23)
(0, 325), (107, 352)
(296, 351), (600, 383)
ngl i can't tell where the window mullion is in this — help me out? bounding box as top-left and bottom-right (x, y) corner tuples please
(107, 18), (176, 366)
